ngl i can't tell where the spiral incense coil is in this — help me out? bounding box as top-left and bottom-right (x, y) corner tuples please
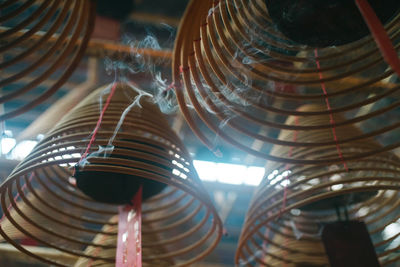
(0, 0), (95, 121)
(173, 0), (400, 164)
(236, 105), (400, 266)
(0, 84), (222, 266)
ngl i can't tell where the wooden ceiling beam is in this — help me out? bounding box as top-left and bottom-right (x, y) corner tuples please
(0, 26), (172, 62)
(129, 12), (181, 27)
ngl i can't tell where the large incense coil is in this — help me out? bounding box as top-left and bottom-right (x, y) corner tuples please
(0, 0), (95, 121)
(236, 105), (400, 266)
(173, 0), (400, 164)
(0, 84), (222, 266)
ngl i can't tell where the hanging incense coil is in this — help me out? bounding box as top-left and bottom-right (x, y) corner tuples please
(173, 0), (400, 164)
(0, 0), (95, 121)
(236, 105), (400, 266)
(0, 84), (222, 266)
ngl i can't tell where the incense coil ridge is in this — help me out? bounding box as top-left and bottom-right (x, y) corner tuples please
(173, 0), (400, 164)
(0, 0), (95, 121)
(235, 105), (400, 266)
(257, 228), (328, 267)
(0, 84), (223, 266)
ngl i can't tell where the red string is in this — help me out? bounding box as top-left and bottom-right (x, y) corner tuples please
(314, 49), (349, 172)
(355, 0), (400, 77)
(76, 82), (118, 169)
(164, 82), (175, 93)
(179, 65), (190, 73)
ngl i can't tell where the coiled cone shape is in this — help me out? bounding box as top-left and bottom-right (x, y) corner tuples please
(0, 0), (95, 120)
(236, 104), (400, 266)
(0, 84), (222, 266)
(173, 0), (400, 163)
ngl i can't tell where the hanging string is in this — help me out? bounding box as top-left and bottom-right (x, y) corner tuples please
(71, 81), (118, 182)
(314, 49), (349, 172)
(77, 81), (118, 165)
(164, 82), (175, 93)
(355, 0), (400, 77)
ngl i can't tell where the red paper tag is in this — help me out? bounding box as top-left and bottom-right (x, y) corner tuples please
(116, 186), (142, 267)
(322, 221), (380, 267)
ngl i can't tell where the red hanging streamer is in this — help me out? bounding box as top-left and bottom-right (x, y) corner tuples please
(116, 186), (142, 267)
(355, 0), (400, 77)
